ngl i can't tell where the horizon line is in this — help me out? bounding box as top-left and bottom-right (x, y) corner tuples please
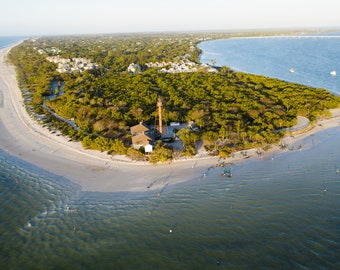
(1, 26), (340, 38)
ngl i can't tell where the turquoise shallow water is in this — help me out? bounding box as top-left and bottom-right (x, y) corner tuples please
(1, 36), (340, 269)
(1, 127), (340, 269)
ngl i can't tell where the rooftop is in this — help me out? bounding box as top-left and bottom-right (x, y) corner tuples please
(130, 122), (150, 135)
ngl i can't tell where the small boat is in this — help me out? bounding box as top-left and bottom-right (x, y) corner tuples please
(330, 70), (336, 76)
(289, 68), (295, 73)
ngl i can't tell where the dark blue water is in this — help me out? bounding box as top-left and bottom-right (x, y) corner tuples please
(199, 32), (340, 95)
(1, 36), (340, 269)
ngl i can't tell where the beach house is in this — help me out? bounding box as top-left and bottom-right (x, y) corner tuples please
(130, 122), (154, 153)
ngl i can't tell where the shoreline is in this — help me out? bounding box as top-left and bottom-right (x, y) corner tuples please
(1, 43), (340, 193)
(0, 44), (221, 192)
(198, 33), (340, 97)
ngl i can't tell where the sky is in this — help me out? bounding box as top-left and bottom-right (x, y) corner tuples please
(1, 0), (340, 36)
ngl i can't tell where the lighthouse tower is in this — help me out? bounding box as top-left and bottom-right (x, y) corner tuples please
(157, 98), (163, 135)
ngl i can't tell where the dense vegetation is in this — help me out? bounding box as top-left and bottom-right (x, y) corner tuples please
(8, 31), (340, 162)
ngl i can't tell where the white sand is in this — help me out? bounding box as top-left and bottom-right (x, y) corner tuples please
(0, 45), (220, 192)
(1, 44), (340, 192)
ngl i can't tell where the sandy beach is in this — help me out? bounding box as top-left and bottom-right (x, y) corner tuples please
(1, 44), (340, 193)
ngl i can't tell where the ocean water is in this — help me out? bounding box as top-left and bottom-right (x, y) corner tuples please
(0, 36), (25, 50)
(1, 36), (340, 269)
(199, 32), (340, 95)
